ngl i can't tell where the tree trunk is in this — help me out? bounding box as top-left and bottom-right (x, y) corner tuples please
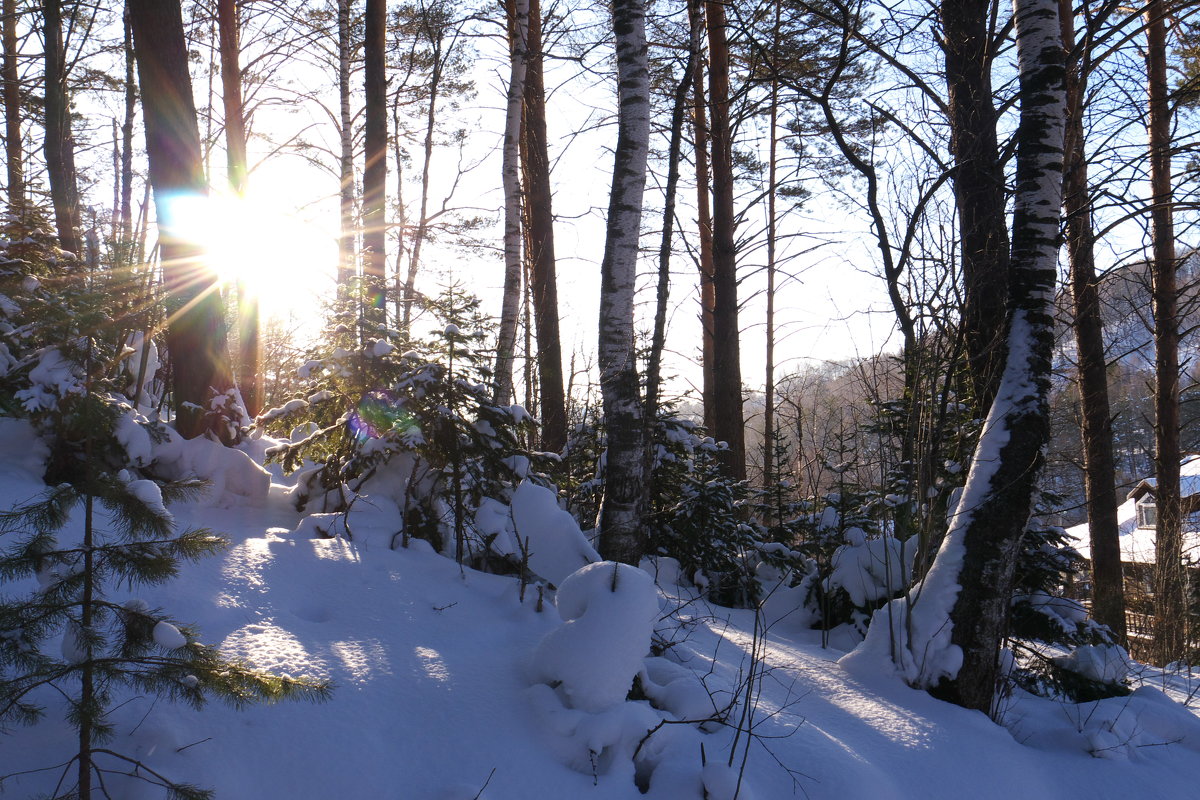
(645, 8), (698, 460)
(763, 2), (781, 495)
(495, 0), (529, 405)
(337, 0), (356, 301)
(42, 0), (81, 256)
(129, 0), (235, 440)
(4, 0), (23, 209)
(362, 0), (387, 328)
(120, 11), (135, 251)
(1146, 0), (1184, 665)
(521, 0), (567, 453)
(704, 0), (746, 479)
(853, 0), (1065, 715)
(1061, 0), (1125, 643)
(400, 26), (441, 337)
(942, 0), (1010, 413)
(688, 0), (716, 436)
(217, 0), (260, 418)
(597, 0), (650, 565)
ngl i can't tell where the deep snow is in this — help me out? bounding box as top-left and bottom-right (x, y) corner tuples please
(5, 429), (1200, 798)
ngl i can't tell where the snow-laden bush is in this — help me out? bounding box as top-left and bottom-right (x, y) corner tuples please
(259, 289), (548, 569)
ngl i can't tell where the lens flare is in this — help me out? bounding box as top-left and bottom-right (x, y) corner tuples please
(349, 389), (418, 441)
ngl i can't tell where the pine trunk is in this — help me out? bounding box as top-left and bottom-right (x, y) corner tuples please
(521, 0), (567, 453)
(687, 0), (716, 436)
(704, 0), (745, 479)
(337, 0), (356, 299)
(597, 0), (650, 565)
(1061, 0), (1125, 643)
(218, 0), (260, 418)
(943, 0), (1010, 413)
(362, 0), (387, 328)
(42, 0), (81, 256)
(3, 0), (23, 208)
(1146, 0), (1185, 665)
(128, 0), (235, 440)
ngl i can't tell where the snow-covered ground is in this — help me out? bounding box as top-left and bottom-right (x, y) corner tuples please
(5, 433), (1200, 799)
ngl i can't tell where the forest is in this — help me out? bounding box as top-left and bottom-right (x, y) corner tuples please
(4, 0), (1200, 797)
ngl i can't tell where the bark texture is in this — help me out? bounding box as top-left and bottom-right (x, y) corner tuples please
(704, 0), (746, 479)
(4, 0), (22, 207)
(42, 0), (81, 255)
(362, 0), (388, 327)
(1061, 0), (1125, 642)
(931, 0), (1065, 713)
(495, 0), (528, 406)
(942, 0), (1010, 412)
(521, 0), (567, 453)
(128, 0), (235, 439)
(597, 0), (650, 565)
(1146, 0), (1185, 665)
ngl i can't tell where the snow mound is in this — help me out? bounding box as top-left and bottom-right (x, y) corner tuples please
(531, 561), (659, 713)
(152, 430), (271, 507)
(510, 480), (599, 586)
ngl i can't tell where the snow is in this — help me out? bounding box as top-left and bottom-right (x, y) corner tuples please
(8, 432), (1200, 799)
(530, 561), (659, 713)
(509, 479), (599, 586)
(153, 620), (188, 650)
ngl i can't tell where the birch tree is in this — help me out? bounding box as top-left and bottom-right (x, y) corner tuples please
(849, 0), (1066, 715)
(597, 0), (650, 565)
(494, 0), (528, 405)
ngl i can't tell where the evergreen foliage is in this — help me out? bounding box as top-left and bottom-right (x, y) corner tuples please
(259, 286), (545, 565)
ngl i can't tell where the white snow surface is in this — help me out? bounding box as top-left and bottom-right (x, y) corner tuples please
(6, 425), (1200, 797)
(509, 479), (599, 586)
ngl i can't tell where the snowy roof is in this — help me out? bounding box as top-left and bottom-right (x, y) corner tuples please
(1127, 454), (1200, 501)
(1067, 496), (1200, 565)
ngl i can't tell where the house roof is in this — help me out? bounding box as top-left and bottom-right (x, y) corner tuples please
(1068, 456), (1200, 565)
(1125, 453), (1200, 502)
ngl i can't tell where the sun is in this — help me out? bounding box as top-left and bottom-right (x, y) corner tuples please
(165, 188), (337, 325)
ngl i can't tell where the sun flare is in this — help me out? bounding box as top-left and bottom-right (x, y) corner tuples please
(165, 189), (337, 324)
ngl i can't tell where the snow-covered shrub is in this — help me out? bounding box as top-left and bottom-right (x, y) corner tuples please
(260, 288), (546, 568)
(1007, 501), (1126, 702)
(531, 561), (660, 712)
(790, 480), (915, 640)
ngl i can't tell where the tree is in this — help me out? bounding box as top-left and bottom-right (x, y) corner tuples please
(362, 0), (387, 328)
(3, 0), (23, 209)
(943, 0), (1010, 413)
(1060, 0), (1126, 643)
(1146, 0), (1185, 664)
(520, 0), (567, 453)
(41, 0), (81, 256)
(128, 0), (237, 440)
(597, 0), (650, 565)
(494, 0), (528, 406)
(855, 0), (1066, 715)
(218, 0), (262, 419)
(705, 0), (747, 479)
